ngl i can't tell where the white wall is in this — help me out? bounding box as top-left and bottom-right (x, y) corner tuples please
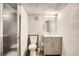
(28, 13), (45, 35)
(21, 5), (28, 56)
(57, 4), (79, 56)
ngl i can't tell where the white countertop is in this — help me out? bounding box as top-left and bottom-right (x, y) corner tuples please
(43, 35), (62, 37)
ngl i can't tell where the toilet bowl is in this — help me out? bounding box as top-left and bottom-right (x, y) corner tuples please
(28, 44), (37, 56)
(28, 44), (37, 50)
(28, 36), (37, 56)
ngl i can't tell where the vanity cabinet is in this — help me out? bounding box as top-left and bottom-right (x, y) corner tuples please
(44, 37), (62, 56)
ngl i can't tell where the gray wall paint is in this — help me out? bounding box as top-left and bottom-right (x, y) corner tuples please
(57, 4), (79, 56)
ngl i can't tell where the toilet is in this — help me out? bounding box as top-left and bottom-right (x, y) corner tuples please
(28, 36), (37, 56)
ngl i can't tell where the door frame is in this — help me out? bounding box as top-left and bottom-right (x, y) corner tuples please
(0, 3), (3, 56)
(17, 4), (21, 56)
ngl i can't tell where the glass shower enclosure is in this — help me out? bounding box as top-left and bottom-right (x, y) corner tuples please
(0, 3), (21, 56)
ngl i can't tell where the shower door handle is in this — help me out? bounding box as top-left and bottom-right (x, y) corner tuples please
(18, 36), (20, 40)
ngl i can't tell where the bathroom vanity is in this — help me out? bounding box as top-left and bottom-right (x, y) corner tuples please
(43, 36), (62, 56)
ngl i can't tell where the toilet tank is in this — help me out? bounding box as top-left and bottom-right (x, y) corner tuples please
(29, 35), (37, 44)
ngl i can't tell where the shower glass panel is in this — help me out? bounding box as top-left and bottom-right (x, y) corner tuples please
(0, 4), (3, 56)
(3, 3), (17, 56)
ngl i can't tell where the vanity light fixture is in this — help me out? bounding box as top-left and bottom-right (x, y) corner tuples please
(45, 11), (57, 19)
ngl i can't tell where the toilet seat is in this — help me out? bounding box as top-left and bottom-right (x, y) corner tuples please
(28, 44), (37, 50)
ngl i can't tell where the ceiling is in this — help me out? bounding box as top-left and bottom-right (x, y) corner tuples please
(23, 3), (69, 14)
